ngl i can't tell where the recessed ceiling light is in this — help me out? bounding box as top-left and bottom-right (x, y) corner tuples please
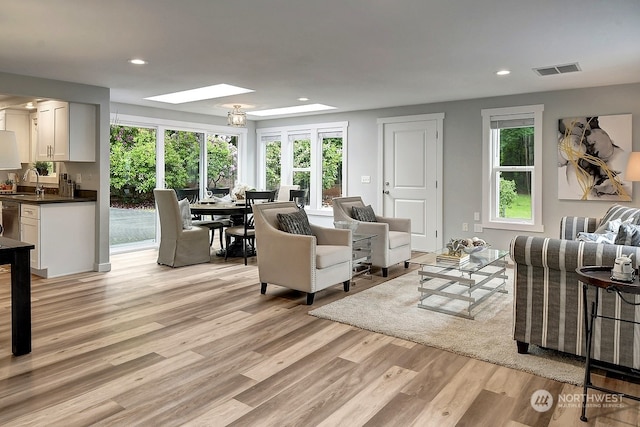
(248, 104), (336, 117)
(129, 58), (147, 65)
(298, 97), (310, 102)
(145, 84), (255, 104)
(496, 70), (511, 76)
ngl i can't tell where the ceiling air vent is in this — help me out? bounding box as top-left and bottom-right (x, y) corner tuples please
(533, 62), (581, 77)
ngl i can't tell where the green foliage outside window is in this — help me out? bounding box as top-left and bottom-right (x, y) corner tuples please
(110, 125), (239, 206)
(499, 178), (518, 217)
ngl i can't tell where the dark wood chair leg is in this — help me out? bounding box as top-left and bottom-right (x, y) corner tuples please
(404, 261), (409, 268)
(218, 226), (224, 249)
(243, 237), (248, 265)
(343, 280), (350, 292)
(225, 235), (231, 261)
(382, 267), (388, 277)
(260, 283), (267, 294)
(516, 341), (529, 354)
(306, 293), (315, 305)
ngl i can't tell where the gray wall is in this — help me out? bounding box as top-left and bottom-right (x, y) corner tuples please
(258, 82), (640, 250)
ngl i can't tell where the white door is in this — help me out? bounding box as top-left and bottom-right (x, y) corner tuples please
(381, 115), (442, 252)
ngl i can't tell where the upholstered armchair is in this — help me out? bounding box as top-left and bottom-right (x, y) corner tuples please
(333, 196), (411, 277)
(153, 189), (211, 267)
(252, 201), (352, 305)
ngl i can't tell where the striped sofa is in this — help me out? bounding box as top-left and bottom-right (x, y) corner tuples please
(510, 205), (640, 370)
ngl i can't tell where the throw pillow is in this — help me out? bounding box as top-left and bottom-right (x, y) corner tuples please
(615, 223), (640, 246)
(576, 231), (617, 244)
(352, 205), (377, 222)
(178, 198), (193, 229)
(277, 209), (313, 235)
(594, 217), (636, 234)
(596, 205), (640, 231)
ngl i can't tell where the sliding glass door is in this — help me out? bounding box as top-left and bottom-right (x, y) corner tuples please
(110, 120), (242, 253)
(109, 125), (158, 249)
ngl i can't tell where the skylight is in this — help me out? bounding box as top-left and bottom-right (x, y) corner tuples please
(248, 104), (336, 117)
(145, 84), (254, 104)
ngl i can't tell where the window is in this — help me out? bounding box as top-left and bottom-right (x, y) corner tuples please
(481, 105), (543, 232)
(258, 121), (347, 212)
(109, 114), (247, 252)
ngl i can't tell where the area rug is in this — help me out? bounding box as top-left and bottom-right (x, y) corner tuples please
(309, 269), (585, 385)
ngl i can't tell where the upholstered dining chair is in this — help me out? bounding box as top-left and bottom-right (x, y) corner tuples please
(224, 190), (276, 265)
(252, 201), (352, 305)
(153, 189), (211, 267)
(276, 184), (300, 201)
(333, 196), (412, 277)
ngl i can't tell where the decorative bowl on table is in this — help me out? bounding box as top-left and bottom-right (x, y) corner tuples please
(461, 237), (489, 254)
(334, 220), (359, 232)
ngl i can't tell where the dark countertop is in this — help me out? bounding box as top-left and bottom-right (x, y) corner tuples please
(0, 193), (96, 204)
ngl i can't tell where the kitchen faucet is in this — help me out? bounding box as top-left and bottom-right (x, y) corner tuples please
(23, 168), (44, 198)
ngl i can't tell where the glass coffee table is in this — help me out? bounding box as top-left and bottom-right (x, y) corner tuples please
(410, 248), (509, 319)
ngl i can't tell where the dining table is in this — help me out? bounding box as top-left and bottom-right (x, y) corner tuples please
(190, 201), (252, 258)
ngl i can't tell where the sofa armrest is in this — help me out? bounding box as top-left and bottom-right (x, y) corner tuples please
(376, 216), (411, 233)
(559, 216), (599, 240)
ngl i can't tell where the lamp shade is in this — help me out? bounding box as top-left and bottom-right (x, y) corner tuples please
(0, 130), (20, 170)
(625, 152), (640, 181)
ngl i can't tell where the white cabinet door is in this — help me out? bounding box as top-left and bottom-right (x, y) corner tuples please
(20, 216), (40, 269)
(37, 103), (54, 160)
(37, 100), (94, 162)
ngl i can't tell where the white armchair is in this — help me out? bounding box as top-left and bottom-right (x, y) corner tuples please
(252, 201), (352, 305)
(153, 189), (211, 267)
(333, 196), (411, 277)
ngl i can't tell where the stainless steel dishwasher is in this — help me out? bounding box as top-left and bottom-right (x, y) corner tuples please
(1, 200), (20, 239)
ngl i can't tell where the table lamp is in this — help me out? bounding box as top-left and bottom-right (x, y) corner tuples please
(0, 130), (20, 170)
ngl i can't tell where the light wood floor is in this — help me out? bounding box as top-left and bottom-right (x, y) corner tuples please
(0, 247), (639, 426)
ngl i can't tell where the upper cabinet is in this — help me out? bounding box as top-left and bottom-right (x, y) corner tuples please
(0, 109), (30, 163)
(37, 100), (96, 162)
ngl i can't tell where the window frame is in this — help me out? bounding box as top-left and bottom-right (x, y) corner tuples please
(481, 105), (544, 232)
(257, 121), (348, 214)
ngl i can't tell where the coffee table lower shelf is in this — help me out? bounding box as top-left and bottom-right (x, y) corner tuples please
(417, 260), (508, 320)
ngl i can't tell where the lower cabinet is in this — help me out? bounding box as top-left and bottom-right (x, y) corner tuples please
(20, 202), (95, 278)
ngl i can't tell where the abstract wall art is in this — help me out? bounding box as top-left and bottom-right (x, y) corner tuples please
(557, 114), (632, 200)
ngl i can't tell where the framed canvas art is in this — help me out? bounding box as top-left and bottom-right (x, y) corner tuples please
(557, 114), (632, 201)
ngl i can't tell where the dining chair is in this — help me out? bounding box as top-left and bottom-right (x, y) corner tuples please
(153, 189), (211, 267)
(289, 189), (307, 209)
(276, 184), (300, 201)
(175, 188), (225, 248)
(207, 187), (230, 198)
(205, 187), (233, 247)
(224, 190), (276, 265)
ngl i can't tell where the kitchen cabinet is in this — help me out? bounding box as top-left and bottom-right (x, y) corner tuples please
(20, 202), (95, 277)
(0, 109), (30, 163)
(37, 100), (95, 162)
